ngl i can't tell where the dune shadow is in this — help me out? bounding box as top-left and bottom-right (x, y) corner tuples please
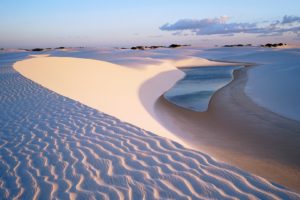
(138, 66), (300, 192)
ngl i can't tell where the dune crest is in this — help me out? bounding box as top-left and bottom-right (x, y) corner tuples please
(14, 57), (184, 144)
(14, 56), (235, 147)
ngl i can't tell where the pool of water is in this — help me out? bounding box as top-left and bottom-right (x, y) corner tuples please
(164, 66), (242, 112)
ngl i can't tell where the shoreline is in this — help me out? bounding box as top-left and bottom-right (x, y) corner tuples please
(155, 66), (300, 192)
(163, 65), (243, 112)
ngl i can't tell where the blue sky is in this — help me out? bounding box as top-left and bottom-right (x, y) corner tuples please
(1, 0), (300, 48)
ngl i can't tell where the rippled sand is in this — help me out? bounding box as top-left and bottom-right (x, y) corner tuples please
(0, 54), (299, 199)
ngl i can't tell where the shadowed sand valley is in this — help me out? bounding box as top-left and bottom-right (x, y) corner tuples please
(154, 67), (300, 192)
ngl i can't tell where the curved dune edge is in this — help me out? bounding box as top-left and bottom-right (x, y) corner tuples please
(13, 56), (235, 148)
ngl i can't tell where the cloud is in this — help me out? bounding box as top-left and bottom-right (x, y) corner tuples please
(282, 15), (300, 24)
(160, 15), (300, 38)
(160, 16), (230, 31)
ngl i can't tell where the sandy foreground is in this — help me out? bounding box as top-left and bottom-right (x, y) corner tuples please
(10, 49), (300, 198)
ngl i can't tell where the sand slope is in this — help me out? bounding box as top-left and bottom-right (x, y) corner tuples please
(14, 56), (234, 147)
(0, 58), (298, 199)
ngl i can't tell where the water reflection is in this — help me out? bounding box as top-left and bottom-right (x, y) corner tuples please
(164, 66), (241, 112)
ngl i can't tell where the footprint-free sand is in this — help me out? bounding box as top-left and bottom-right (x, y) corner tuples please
(8, 47), (300, 198)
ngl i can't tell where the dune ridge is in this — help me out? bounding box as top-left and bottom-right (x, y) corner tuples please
(14, 56), (237, 147)
(1, 63), (299, 199)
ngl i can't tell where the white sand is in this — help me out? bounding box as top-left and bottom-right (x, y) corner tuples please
(14, 56), (232, 146)
(7, 50), (300, 198)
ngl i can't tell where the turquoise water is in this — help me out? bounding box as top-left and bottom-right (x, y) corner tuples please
(164, 66), (241, 112)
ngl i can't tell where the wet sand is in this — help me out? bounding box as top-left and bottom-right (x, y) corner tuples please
(155, 66), (300, 192)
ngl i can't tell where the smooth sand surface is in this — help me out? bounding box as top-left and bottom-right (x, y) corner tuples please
(154, 68), (300, 192)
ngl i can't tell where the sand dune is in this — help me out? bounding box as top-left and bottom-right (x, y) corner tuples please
(14, 56), (236, 147)
(1, 62), (299, 199)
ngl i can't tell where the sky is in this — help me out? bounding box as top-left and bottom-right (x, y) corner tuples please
(1, 0), (300, 48)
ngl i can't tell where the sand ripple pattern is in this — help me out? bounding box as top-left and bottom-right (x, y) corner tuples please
(0, 59), (299, 199)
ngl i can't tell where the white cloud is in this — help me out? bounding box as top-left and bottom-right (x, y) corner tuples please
(160, 16), (300, 39)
